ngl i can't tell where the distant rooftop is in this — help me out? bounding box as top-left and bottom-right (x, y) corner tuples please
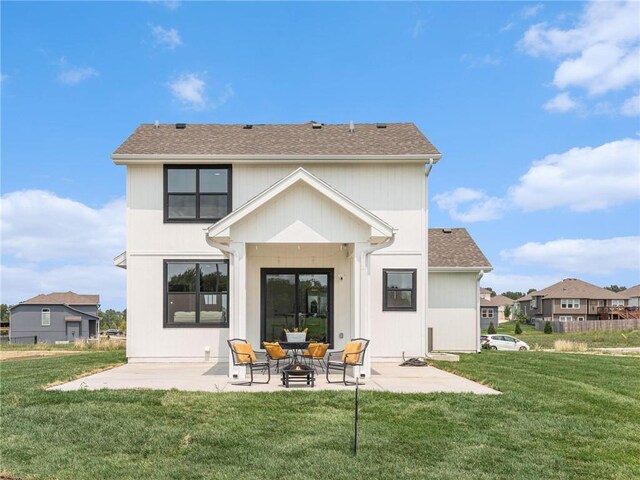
(17, 291), (100, 306)
(113, 122), (440, 157)
(518, 279), (624, 301)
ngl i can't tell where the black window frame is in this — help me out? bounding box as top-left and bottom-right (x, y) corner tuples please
(382, 268), (417, 312)
(163, 165), (232, 223)
(163, 259), (230, 328)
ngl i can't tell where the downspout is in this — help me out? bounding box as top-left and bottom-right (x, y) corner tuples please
(425, 157), (435, 177)
(476, 270), (485, 352)
(358, 232), (396, 378)
(424, 157), (434, 355)
(205, 234), (239, 377)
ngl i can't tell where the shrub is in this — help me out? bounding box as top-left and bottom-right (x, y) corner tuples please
(487, 322), (496, 334)
(554, 340), (588, 352)
(504, 305), (511, 320)
(515, 321), (523, 335)
(544, 321), (553, 334)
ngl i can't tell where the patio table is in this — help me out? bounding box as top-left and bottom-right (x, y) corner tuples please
(278, 341), (311, 364)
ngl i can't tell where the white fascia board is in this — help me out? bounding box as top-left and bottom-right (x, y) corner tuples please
(428, 266), (494, 273)
(111, 153), (442, 165)
(207, 167), (395, 239)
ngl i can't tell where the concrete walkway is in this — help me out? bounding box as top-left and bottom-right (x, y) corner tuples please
(49, 362), (499, 395)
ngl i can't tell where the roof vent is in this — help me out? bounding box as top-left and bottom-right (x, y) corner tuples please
(311, 122), (322, 129)
(376, 123), (387, 129)
(154, 120), (160, 129)
(175, 123), (186, 129)
(442, 228), (452, 233)
(243, 124), (253, 129)
(349, 120), (355, 133)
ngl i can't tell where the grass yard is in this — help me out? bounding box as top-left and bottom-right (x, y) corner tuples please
(484, 320), (640, 349)
(1, 351), (639, 479)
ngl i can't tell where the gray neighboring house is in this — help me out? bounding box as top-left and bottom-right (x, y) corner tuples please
(479, 298), (499, 330)
(621, 285), (640, 308)
(9, 292), (100, 343)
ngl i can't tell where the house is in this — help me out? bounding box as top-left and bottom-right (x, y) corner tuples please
(112, 122), (489, 376)
(9, 292), (100, 343)
(515, 278), (627, 325)
(479, 292), (514, 324)
(427, 228), (492, 351)
(479, 299), (499, 330)
(621, 285), (640, 308)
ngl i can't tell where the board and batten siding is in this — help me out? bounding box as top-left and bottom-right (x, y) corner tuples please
(428, 272), (479, 352)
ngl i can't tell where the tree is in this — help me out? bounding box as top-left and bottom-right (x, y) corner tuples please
(527, 288), (537, 294)
(97, 308), (124, 330)
(604, 285), (627, 293)
(0, 304), (9, 324)
(501, 291), (525, 301)
(515, 321), (522, 335)
(482, 287), (497, 297)
(504, 305), (511, 320)
(487, 322), (496, 334)
(544, 321), (553, 334)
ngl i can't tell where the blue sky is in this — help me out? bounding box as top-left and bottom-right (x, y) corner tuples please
(2, 1), (639, 310)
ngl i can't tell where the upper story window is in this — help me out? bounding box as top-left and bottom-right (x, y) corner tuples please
(611, 299), (625, 307)
(42, 308), (51, 326)
(561, 298), (580, 309)
(164, 165), (232, 223)
(383, 269), (416, 311)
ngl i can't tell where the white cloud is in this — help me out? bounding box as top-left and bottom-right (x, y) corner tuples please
(151, 25), (182, 50)
(211, 84), (234, 109)
(500, 237), (640, 275)
(0, 190), (126, 308)
(543, 92), (579, 113)
(168, 73), (206, 109)
(621, 93), (640, 116)
(520, 1), (640, 98)
(433, 188), (505, 222)
(57, 57), (98, 85)
(460, 54), (501, 68)
(144, 0), (181, 10)
(411, 19), (425, 39)
(509, 138), (640, 212)
(500, 23), (514, 33)
(521, 4), (544, 19)
(436, 138), (640, 222)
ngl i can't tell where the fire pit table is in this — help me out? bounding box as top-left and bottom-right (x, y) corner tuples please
(281, 362), (315, 388)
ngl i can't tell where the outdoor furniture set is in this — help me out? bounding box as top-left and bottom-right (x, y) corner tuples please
(227, 337), (369, 387)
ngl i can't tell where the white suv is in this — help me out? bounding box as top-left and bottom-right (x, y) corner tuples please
(482, 335), (530, 351)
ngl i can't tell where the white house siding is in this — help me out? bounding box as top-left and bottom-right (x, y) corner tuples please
(428, 272), (479, 352)
(125, 163), (428, 364)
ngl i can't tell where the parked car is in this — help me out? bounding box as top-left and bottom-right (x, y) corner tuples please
(482, 335), (529, 351)
(104, 329), (124, 336)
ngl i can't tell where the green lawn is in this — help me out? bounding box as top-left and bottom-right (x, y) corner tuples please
(1, 351), (639, 479)
(484, 320), (640, 349)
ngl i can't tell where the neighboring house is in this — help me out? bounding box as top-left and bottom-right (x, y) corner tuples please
(515, 278), (627, 323)
(112, 121), (491, 376)
(479, 298), (498, 330)
(427, 228), (492, 352)
(621, 285), (640, 308)
(479, 289), (513, 323)
(9, 292), (100, 343)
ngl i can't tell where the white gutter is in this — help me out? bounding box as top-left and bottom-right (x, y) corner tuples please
(358, 232), (396, 377)
(112, 153), (443, 165)
(425, 157), (435, 176)
(476, 270), (485, 353)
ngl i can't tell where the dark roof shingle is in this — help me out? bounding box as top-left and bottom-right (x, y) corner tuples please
(19, 292), (100, 305)
(113, 122), (440, 156)
(428, 228), (492, 269)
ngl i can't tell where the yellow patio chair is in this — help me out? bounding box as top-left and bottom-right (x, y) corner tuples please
(227, 338), (271, 385)
(326, 338), (370, 385)
(263, 341), (292, 373)
(302, 342), (329, 372)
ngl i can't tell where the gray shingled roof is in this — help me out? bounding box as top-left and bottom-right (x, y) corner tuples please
(428, 228), (492, 269)
(621, 284), (640, 299)
(18, 291), (100, 305)
(113, 122), (440, 156)
(525, 279), (624, 300)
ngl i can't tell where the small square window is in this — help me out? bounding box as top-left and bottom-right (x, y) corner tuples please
(383, 269), (416, 311)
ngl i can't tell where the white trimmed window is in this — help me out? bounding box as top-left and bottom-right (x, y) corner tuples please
(611, 300), (624, 307)
(558, 315), (573, 322)
(41, 308), (51, 326)
(481, 308), (494, 318)
(561, 299), (580, 309)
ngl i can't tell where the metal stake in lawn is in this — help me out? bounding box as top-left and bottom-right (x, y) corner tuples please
(352, 373), (359, 455)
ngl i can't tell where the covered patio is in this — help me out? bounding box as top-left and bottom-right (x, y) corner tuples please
(48, 362), (499, 395)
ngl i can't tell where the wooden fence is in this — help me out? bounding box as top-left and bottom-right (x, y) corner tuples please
(534, 318), (640, 333)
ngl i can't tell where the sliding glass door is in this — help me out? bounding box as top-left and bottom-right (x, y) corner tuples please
(261, 269), (333, 346)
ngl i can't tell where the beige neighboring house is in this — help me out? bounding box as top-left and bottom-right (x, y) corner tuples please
(428, 228), (492, 352)
(479, 289), (514, 323)
(515, 278), (628, 322)
(621, 285), (640, 308)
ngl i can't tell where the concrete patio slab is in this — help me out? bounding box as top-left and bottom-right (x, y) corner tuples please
(48, 362), (499, 395)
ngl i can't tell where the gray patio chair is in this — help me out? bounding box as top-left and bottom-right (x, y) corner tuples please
(326, 338), (370, 385)
(227, 338), (271, 385)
